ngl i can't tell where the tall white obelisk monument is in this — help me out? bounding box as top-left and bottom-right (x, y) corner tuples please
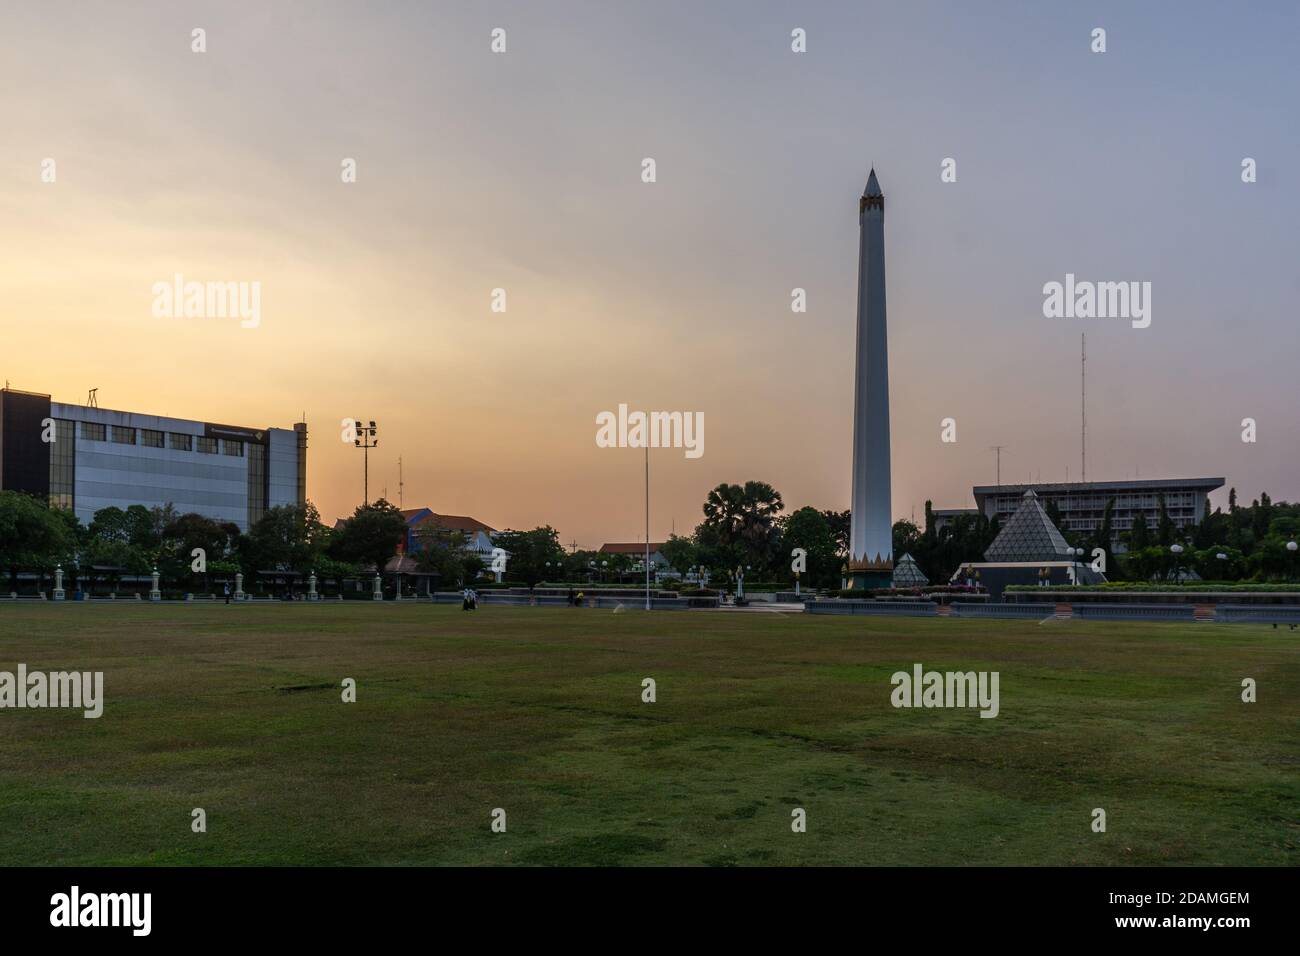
(848, 168), (893, 588)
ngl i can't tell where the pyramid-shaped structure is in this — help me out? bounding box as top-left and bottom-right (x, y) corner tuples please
(892, 552), (929, 587)
(983, 489), (1073, 562)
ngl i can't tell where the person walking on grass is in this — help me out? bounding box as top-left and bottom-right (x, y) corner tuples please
(223, 582), (231, 605)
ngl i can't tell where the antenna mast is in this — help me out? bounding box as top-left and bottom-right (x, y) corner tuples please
(989, 445), (1008, 490)
(1081, 333), (1087, 484)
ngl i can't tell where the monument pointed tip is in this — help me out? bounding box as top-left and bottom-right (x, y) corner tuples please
(864, 168), (882, 196)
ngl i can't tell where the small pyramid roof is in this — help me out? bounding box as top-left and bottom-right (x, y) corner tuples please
(983, 489), (1073, 562)
(892, 552), (929, 587)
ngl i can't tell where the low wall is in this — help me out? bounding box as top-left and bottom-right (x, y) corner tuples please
(805, 600), (937, 617)
(1073, 603), (1196, 621)
(1007, 590), (1300, 606)
(1215, 604), (1300, 624)
(951, 603), (1052, 619)
(427, 592), (696, 610)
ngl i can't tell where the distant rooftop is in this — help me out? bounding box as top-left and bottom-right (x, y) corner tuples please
(405, 509), (497, 535)
(599, 542), (667, 554)
(974, 477), (1224, 496)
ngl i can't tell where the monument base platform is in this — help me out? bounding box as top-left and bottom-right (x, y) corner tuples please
(848, 559), (894, 591)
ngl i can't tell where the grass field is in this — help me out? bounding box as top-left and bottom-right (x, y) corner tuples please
(0, 603), (1296, 866)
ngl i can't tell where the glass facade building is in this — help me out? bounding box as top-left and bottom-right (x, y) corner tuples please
(0, 387), (306, 532)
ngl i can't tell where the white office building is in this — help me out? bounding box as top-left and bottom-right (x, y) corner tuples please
(0, 387), (306, 531)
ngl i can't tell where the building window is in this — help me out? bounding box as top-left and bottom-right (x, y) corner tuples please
(169, 433), (193, 452)
(141, 429), (165, 448)
(247, 443), (267, 527)
(197, 436), (218, 454)
(111, 425), (135, 444)
(48, 419), (75, 510)
(223, 439), (244, 457)
(81, 421), (106, 441)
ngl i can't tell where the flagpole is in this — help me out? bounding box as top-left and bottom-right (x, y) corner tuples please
(645, 444), (651, 611)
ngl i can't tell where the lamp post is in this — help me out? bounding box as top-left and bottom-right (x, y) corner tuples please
(353, 419), (378, 506)
(1067, 546), (1083, 585)
(1170, 543), (1185, 583)
(1287, 540), (1298, 582)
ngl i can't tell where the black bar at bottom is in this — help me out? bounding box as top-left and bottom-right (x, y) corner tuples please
(0, 866), (1281, 942)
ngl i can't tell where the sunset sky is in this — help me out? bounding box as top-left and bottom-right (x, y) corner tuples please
(2, 1), (1297, 547)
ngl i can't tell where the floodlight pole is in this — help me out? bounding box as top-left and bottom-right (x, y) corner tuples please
(645, 444), (651, 611)
(354, 419), (379, 506)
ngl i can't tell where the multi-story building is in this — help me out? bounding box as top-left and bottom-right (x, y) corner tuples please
(970, 477), (1224, 547)
(931, 507), (979, 534)
(0, 387), (306, 531)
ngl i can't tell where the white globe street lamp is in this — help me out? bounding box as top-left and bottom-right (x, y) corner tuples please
(1067, 546), (1084, 584)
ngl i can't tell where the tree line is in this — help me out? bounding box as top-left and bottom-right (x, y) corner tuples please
(652, 483), (1300, 587)
(0, 492), (412, 594)
(3, 482), (1295, 594)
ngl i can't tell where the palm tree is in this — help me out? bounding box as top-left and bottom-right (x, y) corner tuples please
(703, 483), (747, 544)
(703, 481), (784, 570)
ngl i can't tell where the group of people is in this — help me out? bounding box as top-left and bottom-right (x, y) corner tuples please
(566, 588), (586, 607)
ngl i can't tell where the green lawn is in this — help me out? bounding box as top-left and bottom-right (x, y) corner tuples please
(0, 603), (1295, 866)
